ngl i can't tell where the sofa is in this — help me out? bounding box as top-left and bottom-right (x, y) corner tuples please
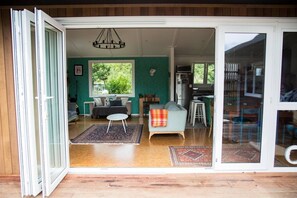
(148, 101), (187, 140)
(91, 97), (131, 118)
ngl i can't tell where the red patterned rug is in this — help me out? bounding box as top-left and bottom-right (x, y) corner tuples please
(169, 144), (261, 167)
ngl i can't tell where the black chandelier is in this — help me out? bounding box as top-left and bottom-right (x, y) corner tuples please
(92, 28), (126, 49)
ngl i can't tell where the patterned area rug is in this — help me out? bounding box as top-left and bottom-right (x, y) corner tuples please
(71, 124), (143, 144)
(169, 144), (261, 167)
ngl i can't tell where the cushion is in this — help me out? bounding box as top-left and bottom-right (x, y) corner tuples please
(93, 98), (103, 106)
(164, 101), (176, 109)
(121, 97), (129, 106)
(165, 101), (180, 111)
(107, 95), (117, 101)
(105, 95), (117, 106)
(104, 98), (110, 106)
(110, 99), (122, 106)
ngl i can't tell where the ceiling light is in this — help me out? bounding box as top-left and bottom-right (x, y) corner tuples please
(92, 28), (125, 49)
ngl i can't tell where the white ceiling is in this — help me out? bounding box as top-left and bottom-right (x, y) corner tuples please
(66, 28), (215, 58)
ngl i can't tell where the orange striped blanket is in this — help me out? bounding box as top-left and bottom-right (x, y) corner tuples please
(150, 109), (168, 127)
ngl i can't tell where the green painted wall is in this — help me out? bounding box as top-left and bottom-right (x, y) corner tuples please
(68, 57), (169, 114)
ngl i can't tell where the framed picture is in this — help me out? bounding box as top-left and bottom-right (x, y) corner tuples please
(74, 64), (83, 76)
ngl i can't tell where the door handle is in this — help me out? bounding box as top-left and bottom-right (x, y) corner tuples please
(45, 96), (54, 100)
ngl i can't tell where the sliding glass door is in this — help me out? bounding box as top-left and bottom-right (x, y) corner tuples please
(214, 26), (274, 170)
(274, 29), (297, 168)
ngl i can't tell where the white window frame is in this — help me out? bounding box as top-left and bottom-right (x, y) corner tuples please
(244, 61), (264, 98)
(88, 59), (135, 98)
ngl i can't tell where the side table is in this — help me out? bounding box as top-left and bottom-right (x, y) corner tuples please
(84, 101), (94, 117)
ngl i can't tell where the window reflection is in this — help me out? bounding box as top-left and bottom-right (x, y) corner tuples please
(280, 32), (297, 102)
(222, 33), (266, 163)
(275, 111), (297, 167)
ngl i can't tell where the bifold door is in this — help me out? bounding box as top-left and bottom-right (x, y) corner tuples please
(11, 8), (69, 197)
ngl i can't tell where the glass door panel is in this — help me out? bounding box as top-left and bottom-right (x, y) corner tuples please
(275, 31), (297, 168)
(222, 33), (266, 164)
(11, 9), (42, 196)
(35, 9), (68, 196)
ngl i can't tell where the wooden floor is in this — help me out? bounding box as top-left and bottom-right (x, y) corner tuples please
(2, 173), (297, 197)
(69, 115), (212, 167)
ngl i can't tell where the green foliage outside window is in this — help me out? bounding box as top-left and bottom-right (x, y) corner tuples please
(91, 62), (132, 96)
(207, 64), (215, 84)
(194, 63), (205, 84)
(193, 63), (215, 85)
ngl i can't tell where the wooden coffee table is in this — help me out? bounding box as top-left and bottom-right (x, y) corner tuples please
(106, 113), (128, 134)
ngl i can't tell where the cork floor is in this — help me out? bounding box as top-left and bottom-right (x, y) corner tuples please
(69, 115), (212, 168)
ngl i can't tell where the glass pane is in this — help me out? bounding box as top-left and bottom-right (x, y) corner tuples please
(207, 63), (215, 84)
(280, 32), (297, 102)
(194, 63), (205, 84)
(275, 110), (297, 167)
(31, 23), (42, 182)
(222, 33), (266, 163)
(44, 23), (66, 182)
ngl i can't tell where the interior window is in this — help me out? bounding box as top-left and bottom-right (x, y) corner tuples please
(88, 60), (135, 97)
(193, 62), (215, 85)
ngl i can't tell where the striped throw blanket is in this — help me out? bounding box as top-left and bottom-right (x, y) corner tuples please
(150, 109), (168, 127)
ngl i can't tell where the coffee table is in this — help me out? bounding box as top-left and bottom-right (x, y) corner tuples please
(106, 113), (128, 134)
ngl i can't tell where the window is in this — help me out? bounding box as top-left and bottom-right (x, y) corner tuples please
(244, 62), (264, 98)
(193, 63), (215, 85)
(88, 60), (135, 97)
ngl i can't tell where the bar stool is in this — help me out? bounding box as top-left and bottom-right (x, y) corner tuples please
(192, 101), (207, 127)
(187, 100), (201, 123)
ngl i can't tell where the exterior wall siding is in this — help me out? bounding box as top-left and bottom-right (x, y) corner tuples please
(0, 3), (296, 175)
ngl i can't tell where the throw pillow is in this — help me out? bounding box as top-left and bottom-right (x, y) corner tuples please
(108, 95), (117, 101)
(93, 98), (103, 106)
(104, 98), (110, 106)
(110, 99), (122, 106)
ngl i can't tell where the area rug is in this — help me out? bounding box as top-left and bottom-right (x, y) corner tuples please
(169, 144), (261, 167)
(70, 124), (143, 144)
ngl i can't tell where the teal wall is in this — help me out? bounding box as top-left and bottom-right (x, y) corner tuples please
(68, 57), (169, 114)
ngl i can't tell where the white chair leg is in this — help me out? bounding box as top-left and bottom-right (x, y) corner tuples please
(192, 103), (197, 126)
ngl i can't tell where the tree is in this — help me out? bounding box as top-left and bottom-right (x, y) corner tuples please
(92, 63), (111, 85)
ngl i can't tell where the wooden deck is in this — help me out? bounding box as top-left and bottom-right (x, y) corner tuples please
(1, 173), (297, 197)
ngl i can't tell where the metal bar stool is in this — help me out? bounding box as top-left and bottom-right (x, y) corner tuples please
(187, 100), (201, 123)
(192, 101), (207, 127)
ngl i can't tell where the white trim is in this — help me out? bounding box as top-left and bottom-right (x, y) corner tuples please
(69, 167), (297, 174)
(56, 16), (297, 29)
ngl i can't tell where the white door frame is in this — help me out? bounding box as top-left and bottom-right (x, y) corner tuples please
(12, 17), (297, 197)
(55, 16), (297, 173)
